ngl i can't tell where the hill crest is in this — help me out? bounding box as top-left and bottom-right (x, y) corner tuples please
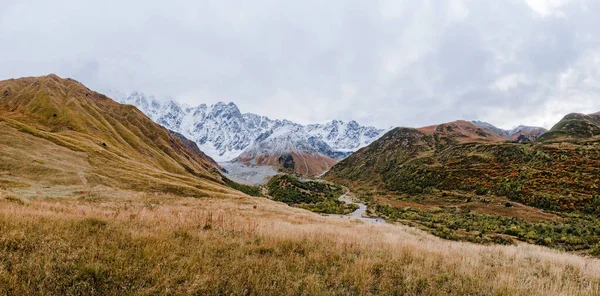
(0, 74), (238, 197)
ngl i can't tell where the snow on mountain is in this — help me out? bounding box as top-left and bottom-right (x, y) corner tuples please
(237, 124), (340, 175)
(471, 121), (547, 142)
(471, 120), (510, 137)
(110, 91), (386, 163)
(239, 124), (331, 158)
(306, 120), (383, 153)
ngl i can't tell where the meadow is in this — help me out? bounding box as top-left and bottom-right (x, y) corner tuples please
(1, 187), (600, 295)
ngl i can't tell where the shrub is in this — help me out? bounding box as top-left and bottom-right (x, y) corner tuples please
(222, 176), (262, 197)
(267, 175), (351, 214)
(375, 204), (600, 254)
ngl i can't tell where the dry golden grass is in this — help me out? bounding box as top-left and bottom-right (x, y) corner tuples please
(1, 188), (599, 295)
(0, 75), (235, 197)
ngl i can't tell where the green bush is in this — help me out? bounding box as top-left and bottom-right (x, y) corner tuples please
(267, 175), (352, 214)
(223, 176), (262, 197)
(376, 204), (600, 254)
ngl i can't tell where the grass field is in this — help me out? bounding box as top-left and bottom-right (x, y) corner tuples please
(1, 187), (600, 295)
(2, 75), (600, 295)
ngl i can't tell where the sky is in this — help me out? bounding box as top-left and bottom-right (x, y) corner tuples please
(1, 0), (600, 130)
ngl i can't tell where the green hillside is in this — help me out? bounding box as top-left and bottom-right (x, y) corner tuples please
(538, 113), (600, 142)
(267, 174), (356, 214)
(325, 115), (600, 254)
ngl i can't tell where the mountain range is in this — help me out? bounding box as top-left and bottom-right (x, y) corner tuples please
(110, 91), (387, 175)
(471, 121), (547, 142)
(4, 74), (600, 258)
(109, 91), (550, 176)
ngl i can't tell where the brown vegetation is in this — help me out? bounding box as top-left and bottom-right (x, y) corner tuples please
(417, 120), (508, 144)
(1, 189), (600, 295)
(0, 74), (237, 197)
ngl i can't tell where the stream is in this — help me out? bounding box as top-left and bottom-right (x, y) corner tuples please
(335, 187), (386, 224)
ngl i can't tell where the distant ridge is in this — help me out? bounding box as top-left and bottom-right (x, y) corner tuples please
(471, 120), (547, 142)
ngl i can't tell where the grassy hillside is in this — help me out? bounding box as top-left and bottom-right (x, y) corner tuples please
(326, 116), (600, 255)
(267, 174), (356, 214)
(0, 75), (241, 197)
(1, 189), (600, 295)
(538, 112), (600, 142)
(221, 173), (263, 197)
(327, 121), (600, 214)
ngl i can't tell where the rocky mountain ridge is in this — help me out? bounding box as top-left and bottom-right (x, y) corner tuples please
(109, 91), (387, 175)
(471, 121), (547, 142)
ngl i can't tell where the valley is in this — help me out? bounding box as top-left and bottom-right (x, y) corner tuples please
(334, 186), (386, 224)
(113, 92), (387, 176)
(5, 0), (600, 293)
(219, 161), (278, 185)
(2, 75), (600, 294)
(326, 118), (600, 256)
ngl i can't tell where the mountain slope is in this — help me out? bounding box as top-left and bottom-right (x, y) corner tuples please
(471, 120), (547, 142)
(325, 115), (600, 254)
(237, 124), (337, 175)
(325, 121), (508, 187)
(326, 115), (600, 214)
(112, 92), (386, 168)
(0, 75), (238, 197)
(538, 112), (600, 142)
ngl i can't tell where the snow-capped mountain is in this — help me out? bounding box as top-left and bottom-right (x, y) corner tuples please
(306, 120), (383, 153)
(109, 92), (387, 173)
(237, 124), (340, 175)
(471, 121), (547, 142)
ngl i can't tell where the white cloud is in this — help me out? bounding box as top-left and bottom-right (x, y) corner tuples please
(379, 0), (407, 20)
(524, 0), (572, 17)
(0, 0), (599, 130)
(481, 49), (600, 129)
(341, 84), (358, 100)
(447, 0), (470, 22)
(491, 73), (530, 91)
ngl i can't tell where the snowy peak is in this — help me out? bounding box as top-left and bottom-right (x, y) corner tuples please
(306, 119), (385, 152)
(110, 92), (386, 166)
(471, 120), (509, 137)
(471, 121), (547, 142)
(209, 102), (242, 120)
(240, 125), (329, 157)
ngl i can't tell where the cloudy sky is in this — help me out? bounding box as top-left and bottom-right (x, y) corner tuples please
(1, 0), (599, 129)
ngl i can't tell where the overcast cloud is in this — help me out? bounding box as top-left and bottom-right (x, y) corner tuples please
(1, 0), (600, 129)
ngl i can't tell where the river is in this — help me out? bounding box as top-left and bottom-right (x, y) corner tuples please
(335, 187), (386, 224)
